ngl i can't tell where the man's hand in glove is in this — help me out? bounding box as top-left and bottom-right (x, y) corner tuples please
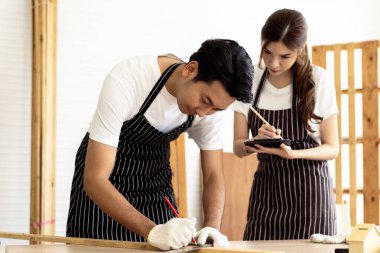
(147, 217), (196, 250)
(196, 226), (230, 248)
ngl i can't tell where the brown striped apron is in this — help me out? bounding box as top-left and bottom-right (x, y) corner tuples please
(66, 63), (194, 241)
(244, 69), (336, 240)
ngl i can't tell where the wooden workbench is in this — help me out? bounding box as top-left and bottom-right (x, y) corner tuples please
(230, 240), (348, 253)
(0, 240), (348, 253)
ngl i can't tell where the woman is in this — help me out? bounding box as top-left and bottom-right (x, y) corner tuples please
(233, 9), (339, 240)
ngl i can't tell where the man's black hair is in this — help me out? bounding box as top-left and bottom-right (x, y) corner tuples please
(189, 39), (253, 103)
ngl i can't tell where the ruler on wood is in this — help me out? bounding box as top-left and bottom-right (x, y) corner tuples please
(0, 232), (157, 250)
(0, 232), (283, 253)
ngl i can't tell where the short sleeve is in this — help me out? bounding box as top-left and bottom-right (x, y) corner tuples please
(186, 111), (226, 150)
(88, 74), (134, 147)
(314, 66), (339, 119)
(230, 101), (250, 121)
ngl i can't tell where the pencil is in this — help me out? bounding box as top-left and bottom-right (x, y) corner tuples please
(163, 195), (198, 245)
(249, 106), (283, 140)
(249, 106), (270, 125)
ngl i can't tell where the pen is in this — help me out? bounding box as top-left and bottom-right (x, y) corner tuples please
(163, 195), (198, 245)
(249, 106), (283, 139)
(249, 106), (270, 125)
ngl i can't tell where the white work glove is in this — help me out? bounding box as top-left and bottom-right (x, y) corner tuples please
(147, 217), (196, 250)
(310, 233), (348, 244)
(196, 226), (230, 248)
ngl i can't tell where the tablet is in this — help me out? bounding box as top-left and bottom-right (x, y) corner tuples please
(244, 138), (292, 148)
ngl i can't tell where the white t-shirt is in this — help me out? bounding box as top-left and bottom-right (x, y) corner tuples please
(232, 64), (338, 143)
(88, 54), (224, 150)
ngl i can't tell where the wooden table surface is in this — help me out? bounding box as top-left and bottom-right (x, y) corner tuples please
(0, 240), (348, 253)
(230, 240), (348, 253)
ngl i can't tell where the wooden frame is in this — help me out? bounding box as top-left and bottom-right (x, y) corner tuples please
(312, 40), (380, 225)
(30, 0), (57, 237)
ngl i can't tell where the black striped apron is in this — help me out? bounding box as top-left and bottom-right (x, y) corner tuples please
(66, 63), (194, 242)
(244, 69), (336, 240)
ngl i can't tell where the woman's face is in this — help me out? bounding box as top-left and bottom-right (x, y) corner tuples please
(262, 41), (298, 77)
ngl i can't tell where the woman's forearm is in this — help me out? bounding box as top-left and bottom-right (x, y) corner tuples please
(292, 143), (339, 160)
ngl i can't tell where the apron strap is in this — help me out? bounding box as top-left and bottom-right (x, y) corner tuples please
(252, 68), (268, 108)
(139, 63), (182, 115)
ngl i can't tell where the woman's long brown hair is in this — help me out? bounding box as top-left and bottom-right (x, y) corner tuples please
(259, 9), (322, 132)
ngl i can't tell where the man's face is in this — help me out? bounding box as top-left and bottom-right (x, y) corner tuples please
(176, 79), (235, 117)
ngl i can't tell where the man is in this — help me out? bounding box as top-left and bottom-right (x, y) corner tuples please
(66, 39), (253, 250)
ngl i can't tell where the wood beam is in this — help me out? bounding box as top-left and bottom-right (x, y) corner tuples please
(170, 134), (188, 216)
(0, 232), (282, 252)
(362, 41), (379, 224)
(30, 0), (57, 238)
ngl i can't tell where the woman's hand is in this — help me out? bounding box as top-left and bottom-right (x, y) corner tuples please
(242, 124), (285, 156)
(256, 124), (282, 139)
(253, 143), (297, 159)
(251, 124), (296, 159)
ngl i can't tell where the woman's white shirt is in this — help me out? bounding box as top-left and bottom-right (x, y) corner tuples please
(232, 64), (338, 144)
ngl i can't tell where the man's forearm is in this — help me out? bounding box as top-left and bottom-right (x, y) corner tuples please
(202, 176), (225, 229)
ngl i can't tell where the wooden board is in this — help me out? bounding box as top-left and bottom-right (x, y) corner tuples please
(220, 153), (258, 240)
(1, 240), (348, 253)
(0, 232), (280, 253)
(362, 41), (379, 224)
(170, 133), (188, 216)
(333, 45), (343, 204)
(31, 0), (58, 237)
(347, 44), (357, 225)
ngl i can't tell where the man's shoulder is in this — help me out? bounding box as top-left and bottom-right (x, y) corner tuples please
(109, 55), (157, 74)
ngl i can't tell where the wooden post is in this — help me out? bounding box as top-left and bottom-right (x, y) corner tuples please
(333, 45), (343, 205)
(311, 46), (326, 68)
(361, 41), (379, 224)
(221, 153), (256, 240)
(347, 45), (357, 225)
(170, 134), (188, 216)
(31, 0), (57, 238)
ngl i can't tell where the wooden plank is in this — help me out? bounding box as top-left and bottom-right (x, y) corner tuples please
(333, 45), (343, 204)
(30, 0), (42, 238)
(311, 46), (326, 68)
(340, 87), (380, 94)
(347, 45), (357, 225)
(43, 0), (57, 238)
(31, 0), (57, 238)
(4, 244), (283, 253)
(0, 232), (283, 253)
(196, 248), (281, 253)
(170, 134), (188, 216)
(0, 232), (156, 250)
(176, 134), (188, 217)
(341, 189), (380, 194)
(170, 140), (178, 202)
(361, 41), (380, 224)
(311, 40), (380, 51)
(220, 153), (257, 240)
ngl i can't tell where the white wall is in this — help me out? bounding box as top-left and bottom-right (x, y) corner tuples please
(1, 0), (380, 244)
(0, 0), (31, 245)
